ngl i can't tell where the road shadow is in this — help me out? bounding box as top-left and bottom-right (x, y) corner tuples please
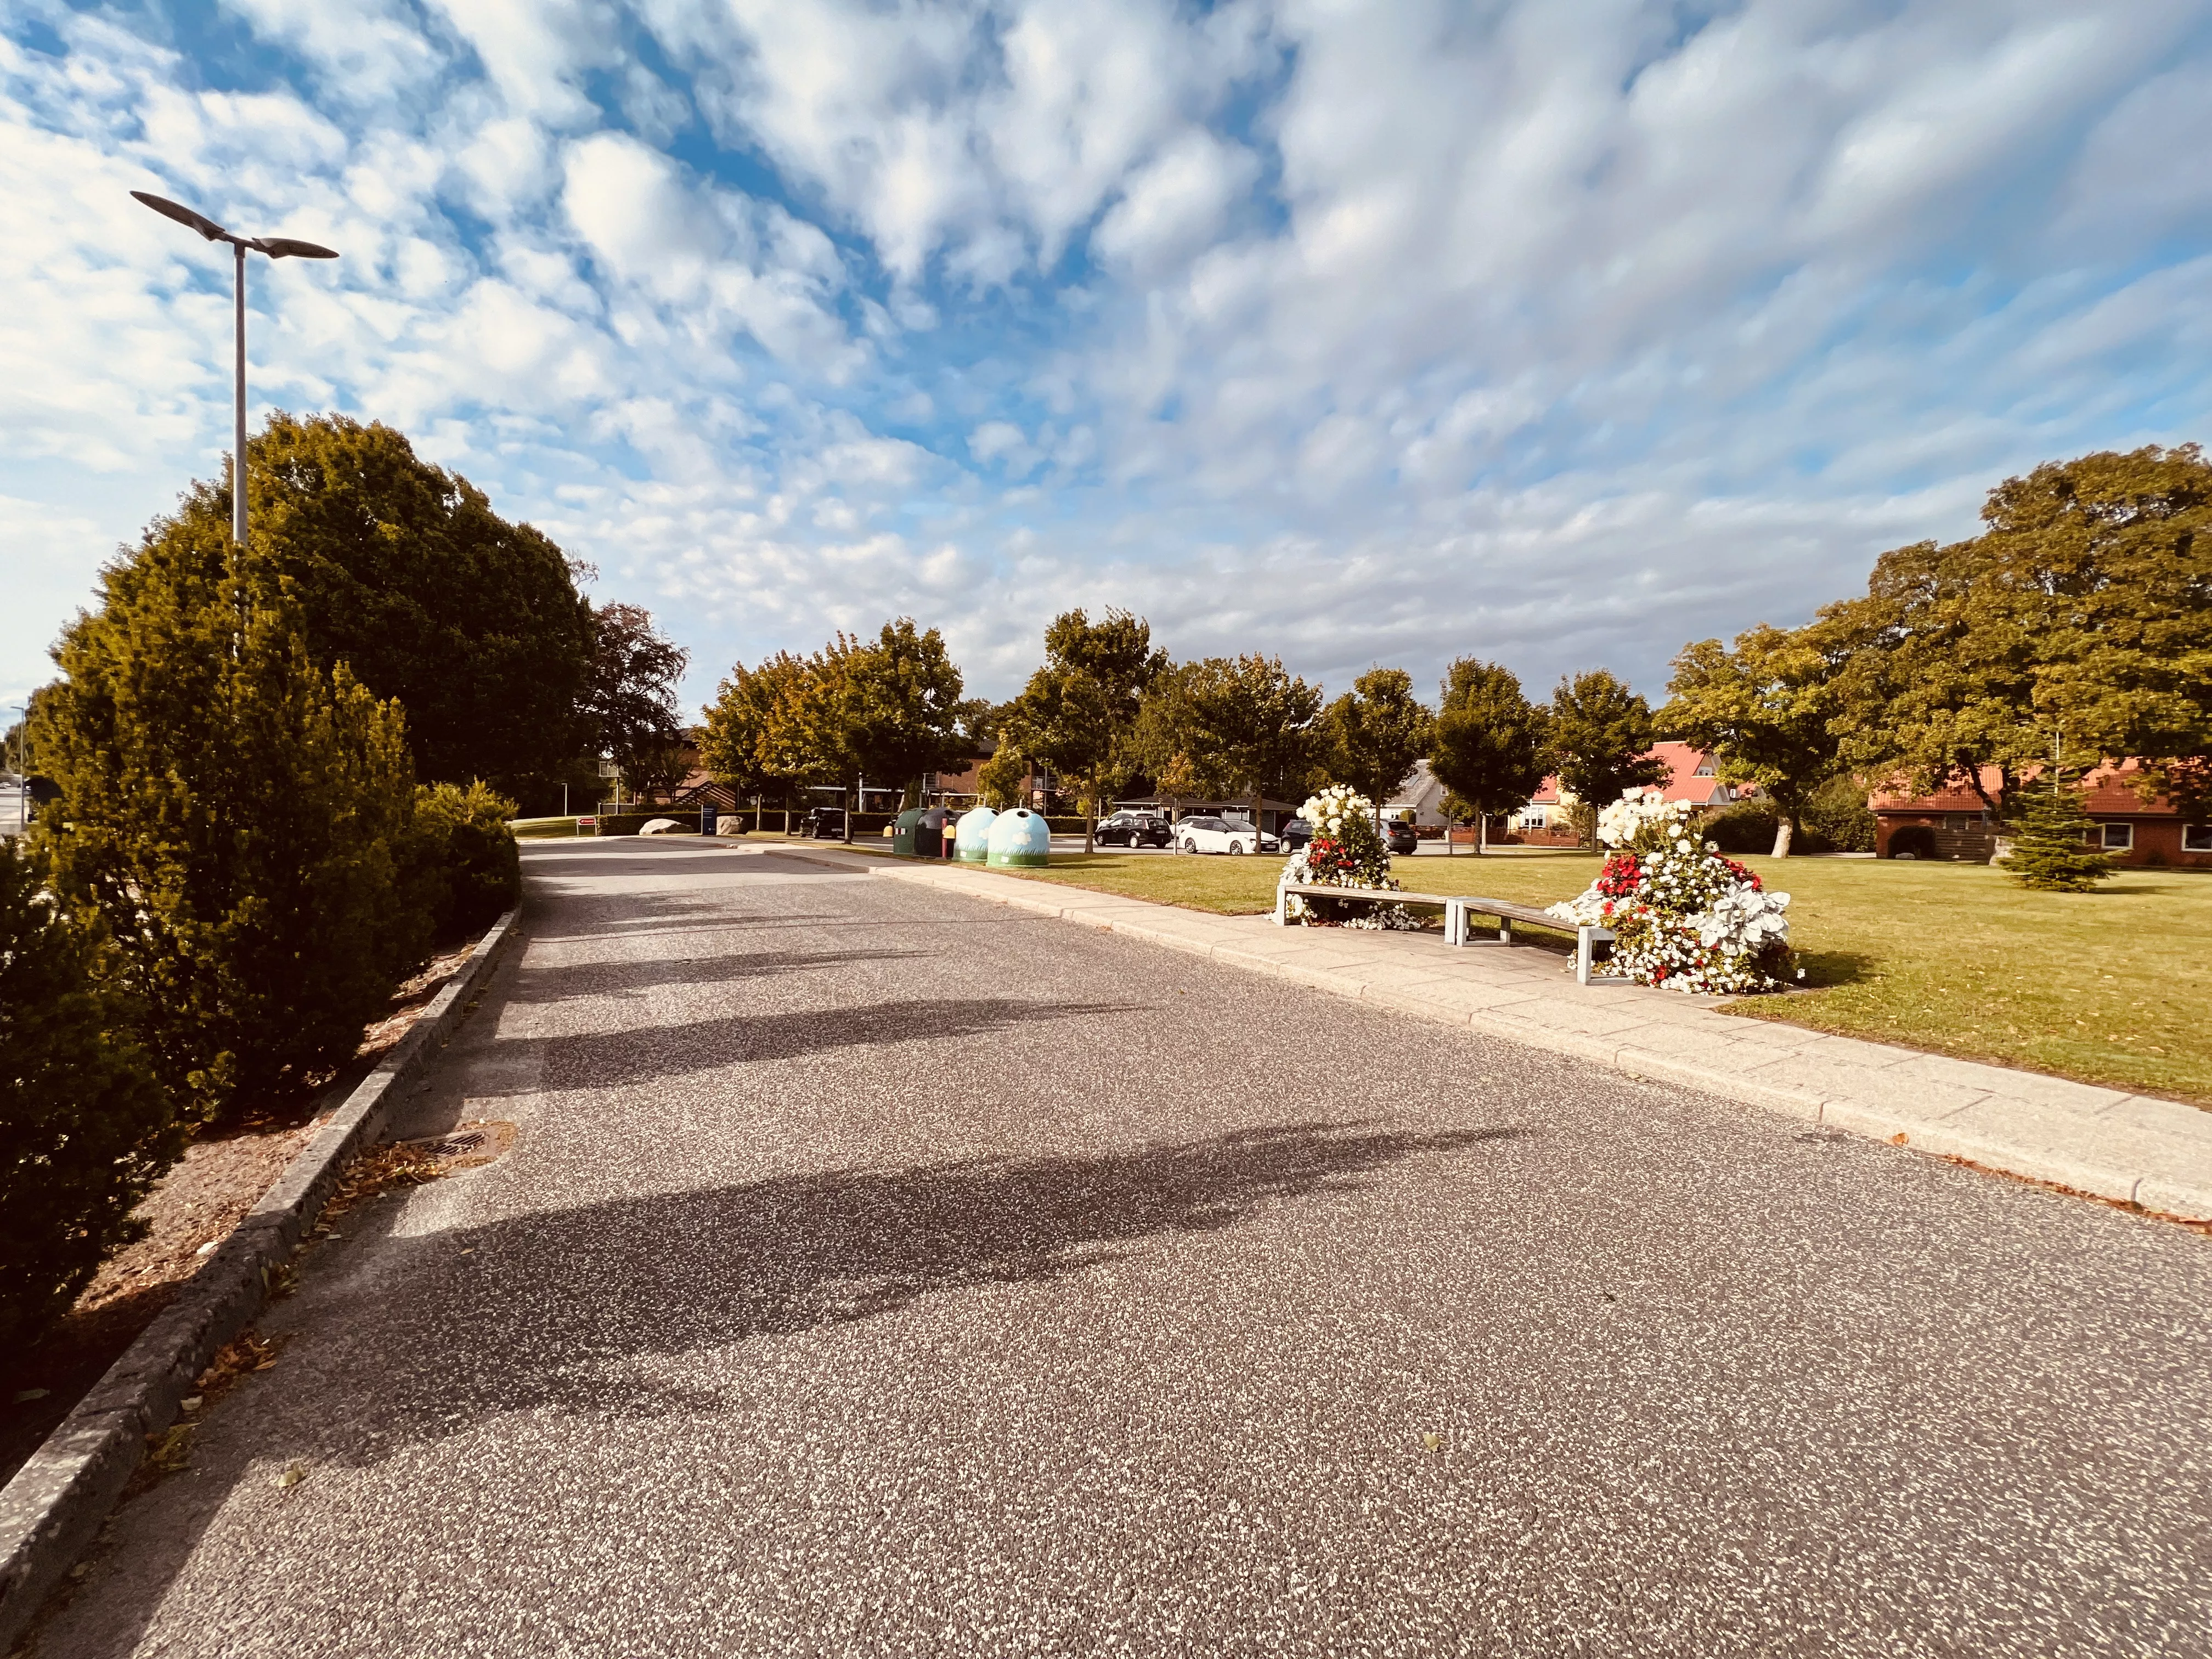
(511, 949), (934, 1005)
(339, 1119), (1521, 1457)
(543, 996), (1149, 1090)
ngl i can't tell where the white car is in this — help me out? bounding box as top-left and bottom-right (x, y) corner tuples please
(1173, 815), (1277, 855)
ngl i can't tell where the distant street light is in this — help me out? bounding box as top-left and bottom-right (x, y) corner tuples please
(132, 190), (338, 545)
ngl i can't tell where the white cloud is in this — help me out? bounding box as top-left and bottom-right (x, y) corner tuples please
(5, 0), (2212, 727)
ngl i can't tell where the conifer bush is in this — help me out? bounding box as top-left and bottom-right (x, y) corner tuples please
(2003, 780), (2116, 892)
(408, 781), (521, 940)
(1, 840), (179, 1352)
(32, 529), (421, 1124)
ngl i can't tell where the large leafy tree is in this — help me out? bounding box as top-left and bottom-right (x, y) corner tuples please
(1428, 660), (1550, 853)
(1549, 670), (1668, 842)
(1824, 444), (2212, 818)
(1006, 609), (1168, 851)
(1138, 655), (1324, 828)
(580, 603), (689, 802)
(149, 413), (594, 801)
(32, 534), (420, 1124)
(701, 651), (811, 806)
(757, 622), (967, 841)
(1322, 668), (1434, 819)
(1661, 624), (1841, 856)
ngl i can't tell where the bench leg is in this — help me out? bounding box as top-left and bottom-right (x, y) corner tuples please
(1499, 919), (1511, 945)
(1446, 901), (1464, 947)
(1576, 927), (1593, 985)
(1275, 883), (1289, 927)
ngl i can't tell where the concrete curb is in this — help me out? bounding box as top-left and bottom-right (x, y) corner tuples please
(768, 847), (2212, 1222)
(0, 907), (522, 1652)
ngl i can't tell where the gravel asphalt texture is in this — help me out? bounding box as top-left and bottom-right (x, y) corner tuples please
(37, 839), (2211, 1657)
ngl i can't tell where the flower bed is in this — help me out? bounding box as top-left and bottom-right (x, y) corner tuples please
(1277, 786), (1424, 930)
(1545, 796), (1797, 994)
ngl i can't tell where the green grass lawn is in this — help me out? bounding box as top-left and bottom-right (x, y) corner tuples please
(989, 849), (2212, 1107)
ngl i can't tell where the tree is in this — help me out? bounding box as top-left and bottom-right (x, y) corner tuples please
(757, 622), (967, 842)
(2004, 774), (2115, 892)
(1322, 668), (1435, 823)
(1, 839), (179, 1352)
(32, 540), (421, 1124)
(977, 742), (1030, 809)
(1661, 624), (1841, 856)
(1549, 671), (1668, 842)
(1137, 656), (1323, 831)
(579, 603), (689, 802)
(843, 619), (969, 836)
(1006, 609), (1167, 851)
(1428, 660), (1551, 854)
(1823, 444), (2212, 820)
(701, 651), (812, 812)
(175, 412), (594, 800)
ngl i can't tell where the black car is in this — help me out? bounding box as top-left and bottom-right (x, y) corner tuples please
(1385, 819), (1421, 856)
(799, 808), (847, 839)
(1094, 811), (1172, 848)
(1278, 817), (1313, 850)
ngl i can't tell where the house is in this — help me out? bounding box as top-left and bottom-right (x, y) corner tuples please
(1381, 760), (1451, 828)
(1871, 763), (2212, 866)
(1504, 744), (1756, 845)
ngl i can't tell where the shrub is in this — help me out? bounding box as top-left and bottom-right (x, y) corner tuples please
(1704, 798), (1779, 854)
(32, 534), (420, 1124)
(1801, 774), (1877, 853)
(1887, 824), (1938, 860)
(1, 840), (179, 1352)
(409, 781), (521, 939)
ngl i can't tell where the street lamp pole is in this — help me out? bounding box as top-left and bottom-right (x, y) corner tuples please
(132, 191), (338, 545)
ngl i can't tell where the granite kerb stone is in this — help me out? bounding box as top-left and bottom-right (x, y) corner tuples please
(0, 907), (521, 1655)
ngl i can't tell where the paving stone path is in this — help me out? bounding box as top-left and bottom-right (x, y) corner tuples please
(42, 839), (2211, 1657)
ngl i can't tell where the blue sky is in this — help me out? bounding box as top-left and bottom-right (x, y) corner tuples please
(5, 0), (2211, 726)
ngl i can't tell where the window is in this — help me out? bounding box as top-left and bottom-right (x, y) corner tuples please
(2097, 822), (2133, 851)
(2187, 825), (2212, 853)
(1693, 759), (1714, 776)
(1518, 808), (1547, 831)
(1945, 815), (1966, 832)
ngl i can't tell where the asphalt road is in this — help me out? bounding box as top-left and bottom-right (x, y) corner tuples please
(43, 839), (2211, 1657)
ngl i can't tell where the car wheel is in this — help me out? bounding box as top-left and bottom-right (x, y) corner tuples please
(1229, 840), (1247, 854)
(1181, 839), (1196, 854)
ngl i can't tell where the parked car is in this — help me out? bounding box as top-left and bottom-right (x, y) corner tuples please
(1385, 818), (1421, 856)
(799, 808), (847, 839)
(1279, 817), (1313, 850)
(1174, 815), (1277, 855)
(1094, 811), (1172, 848)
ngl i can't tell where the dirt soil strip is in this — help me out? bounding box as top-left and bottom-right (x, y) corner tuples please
(0, 908), (521, 1654)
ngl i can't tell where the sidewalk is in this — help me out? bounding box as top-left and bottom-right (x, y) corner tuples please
(774, 846), (2212, 1221)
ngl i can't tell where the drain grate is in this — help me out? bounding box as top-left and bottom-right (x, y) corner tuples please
(398, 1119), (517, 1169)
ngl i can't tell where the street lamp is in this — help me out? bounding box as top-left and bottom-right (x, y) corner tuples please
(131, 190), (338, 545)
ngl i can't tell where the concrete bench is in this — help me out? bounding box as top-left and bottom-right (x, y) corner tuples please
(1274, 881), (1621, 985)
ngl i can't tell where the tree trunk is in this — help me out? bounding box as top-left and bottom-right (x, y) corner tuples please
(845, 777), (856, 843)
(1478, 814), (1487, 855)
(1770, 816), (1794, 858)
(1086, 773), (1096, 855)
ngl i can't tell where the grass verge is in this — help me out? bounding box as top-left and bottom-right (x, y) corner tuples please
(981, 850), (2212, 1106)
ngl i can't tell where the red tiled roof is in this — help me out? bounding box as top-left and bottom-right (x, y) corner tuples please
(1528, 744), (1754, 807)
(1873, 760), (2181, 817)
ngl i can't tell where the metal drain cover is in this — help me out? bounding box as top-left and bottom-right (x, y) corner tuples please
(399, 1120), (517, 1169)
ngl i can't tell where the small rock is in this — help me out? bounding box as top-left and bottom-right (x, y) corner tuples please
(12, 1388), (50, 1404)
(194, 1240), (219, 1256)
(179, 1396), (203, 1413)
